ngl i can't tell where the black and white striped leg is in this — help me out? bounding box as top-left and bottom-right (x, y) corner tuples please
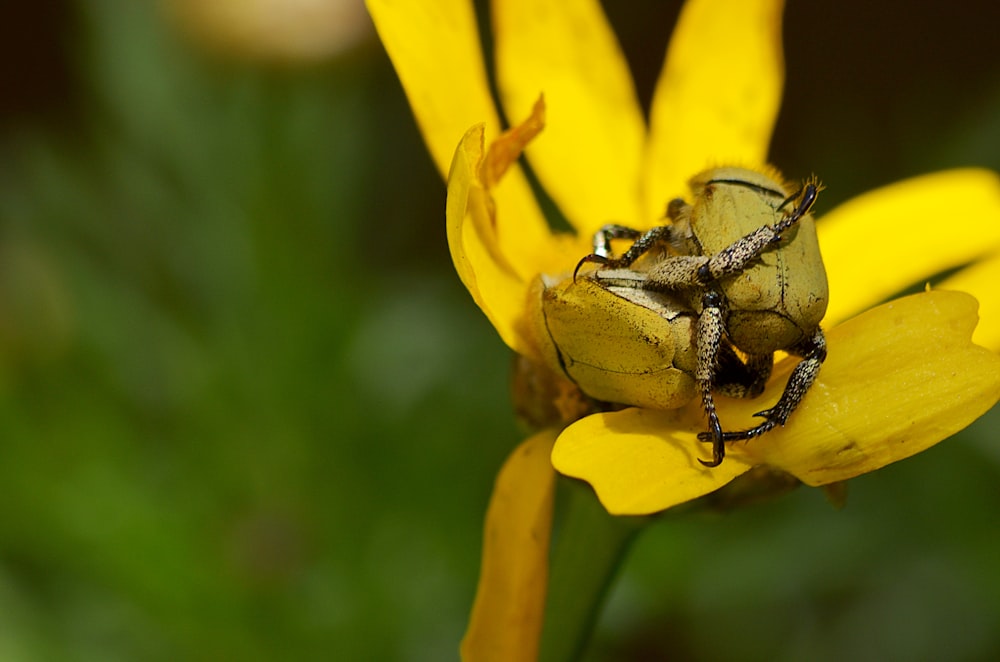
(574, 224), (675, 280)
(700, 327), (827, 444)
(695, 290), (727, 467)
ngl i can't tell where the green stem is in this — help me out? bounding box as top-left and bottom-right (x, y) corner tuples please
(539, 483), (646, 662)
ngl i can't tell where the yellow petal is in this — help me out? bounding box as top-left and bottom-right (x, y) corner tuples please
(818, 169), (1000, 327)
(723, 291), (1000, 485)
(461, 430), (558, 662)
(643, 0), (785, 219)
(492, 0), (646, 233)
(367, 0), (501, 177)
(367, 0), (552, 281)
(551, 407), (753, 516)
(940, 252), (1000, 351)
(447, 125), (535, 356)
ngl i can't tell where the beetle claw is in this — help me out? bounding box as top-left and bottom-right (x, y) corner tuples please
(573, 254), (608, 282)
(697, 414), (726, 466)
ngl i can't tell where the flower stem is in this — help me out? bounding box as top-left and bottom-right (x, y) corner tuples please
(539, 483), (645, 662)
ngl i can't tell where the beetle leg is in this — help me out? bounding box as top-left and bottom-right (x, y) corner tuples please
(744, 353), (774, 398)
(574, 225), (675, 280)
(715, 352), (773, 399)
(639, 235), (771, 290)
(773, 180), (819, 236)
(591, 224), (641, 258)
(665, 197), (689, 221)
(699, 226), (782, 281)
(695, 290), (727, 467)
(641, 255), (712, 289)
(685, 180), (822, 284)
(703, 327), (827, 443)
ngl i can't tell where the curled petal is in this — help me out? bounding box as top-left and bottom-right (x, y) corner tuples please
(447, 125), (535, 356)
(819, 169), (1000, 326)
(480, 96), (547, 190)
(493, 0), (646, 233)
(552, 407), (753, 516)
(643, 0), (785, 219)
(461, 430), (558, 662)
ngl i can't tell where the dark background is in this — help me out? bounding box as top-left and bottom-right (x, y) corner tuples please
(0, 1), (997, 660)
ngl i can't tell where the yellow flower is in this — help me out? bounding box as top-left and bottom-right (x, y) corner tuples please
(368, 0), (1000, 658)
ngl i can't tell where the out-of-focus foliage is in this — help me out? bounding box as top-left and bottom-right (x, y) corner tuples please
(0, 2), (517, 659)
(0, 1), (996, 660)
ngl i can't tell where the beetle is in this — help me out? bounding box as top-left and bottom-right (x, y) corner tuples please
(532, 268), (773, 415)
(576, 167), (829, 467)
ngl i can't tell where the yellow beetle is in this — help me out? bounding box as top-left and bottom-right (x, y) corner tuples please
(532, 270), (699, 411)
(679, 167), (828, 355)
(569, 167), (829, 467)
(532, 268), (776, 445)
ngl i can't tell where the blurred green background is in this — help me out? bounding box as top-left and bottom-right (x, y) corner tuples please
(0, 1), (997, 660)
